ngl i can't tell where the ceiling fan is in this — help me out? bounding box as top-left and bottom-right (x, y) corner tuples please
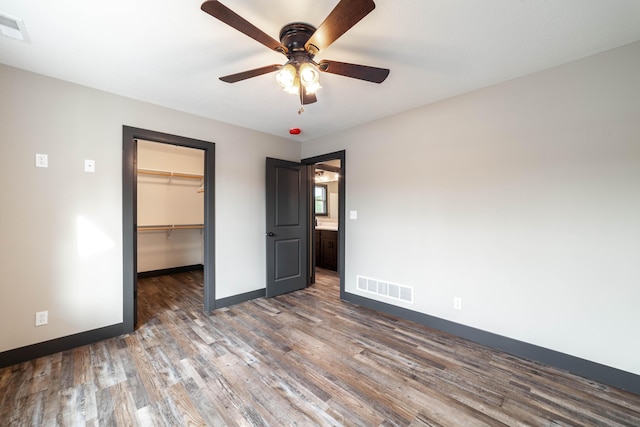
(201, 0), (390, 106)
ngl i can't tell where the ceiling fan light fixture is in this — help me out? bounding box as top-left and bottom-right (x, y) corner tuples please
(299, 62), (320, 87)
(285, 84), (300, 95)
(304, 82), (321, 95)
(277, 60), (322, 97)
(276, 61), (321, 95)
(276, 63), (296, 90)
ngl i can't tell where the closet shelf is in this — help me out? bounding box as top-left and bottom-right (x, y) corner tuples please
(138, 168), (204, 180)
(138, 224), (204, 239)
(138, 224), (204, 232)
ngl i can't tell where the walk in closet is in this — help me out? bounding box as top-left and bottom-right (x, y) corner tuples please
(137, 140), (205, 274)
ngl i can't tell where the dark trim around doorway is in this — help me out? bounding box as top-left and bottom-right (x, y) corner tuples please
(122, 126), (216, 333)
(302, 150), (346, 299)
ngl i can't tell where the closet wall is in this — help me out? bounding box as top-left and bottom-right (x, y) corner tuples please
(137, 140), (204, 273)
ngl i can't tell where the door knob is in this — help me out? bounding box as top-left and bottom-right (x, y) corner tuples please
(266, 232), (275, 237)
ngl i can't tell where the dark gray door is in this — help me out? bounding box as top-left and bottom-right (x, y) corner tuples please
(265, 157), (308, 297)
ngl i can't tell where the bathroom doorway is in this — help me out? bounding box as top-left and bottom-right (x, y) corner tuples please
(303, 150), (345, 299)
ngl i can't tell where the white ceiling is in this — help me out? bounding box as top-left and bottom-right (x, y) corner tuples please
(1, 1), (639, 142)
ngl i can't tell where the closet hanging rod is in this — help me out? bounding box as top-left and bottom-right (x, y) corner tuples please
(137, 168), (204, 180)
(137, 224), (204, 232)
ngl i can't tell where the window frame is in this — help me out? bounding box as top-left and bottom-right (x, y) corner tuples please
(314, 184), (328, 216)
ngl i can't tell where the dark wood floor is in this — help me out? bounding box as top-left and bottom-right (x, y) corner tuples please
(1, 269), (639, 426)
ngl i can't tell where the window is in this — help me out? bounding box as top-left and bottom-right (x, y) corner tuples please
(315, 185), (328, 216)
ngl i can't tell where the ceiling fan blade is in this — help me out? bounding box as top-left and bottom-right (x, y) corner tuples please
(318, 60), (389, 83)
(219, 64), (281, 83)
(201, 1), (286, 53)
(300, 88), (318, 105)
(305, 0), (375, 54)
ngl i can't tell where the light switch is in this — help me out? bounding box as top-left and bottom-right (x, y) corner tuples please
(84, 159), (95, 173)
(35, 153), (48, 168)
(349, 210), (358, 220)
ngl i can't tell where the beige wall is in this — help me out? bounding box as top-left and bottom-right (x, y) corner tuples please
(3, 39), (639, 377)
(302, 42), (640, 375)
(0, 64), (299, 353)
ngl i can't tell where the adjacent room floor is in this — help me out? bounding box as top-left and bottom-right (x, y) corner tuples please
(1, 269), (639, 425)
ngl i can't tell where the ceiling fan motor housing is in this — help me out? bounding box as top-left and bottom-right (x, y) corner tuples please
(280, 23), (317, 58)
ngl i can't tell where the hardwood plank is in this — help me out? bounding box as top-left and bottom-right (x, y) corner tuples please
(95, 385), (117, 425)
(179, 373), (238, 426)
(57, 386), (87, 426)
(122, 334), (167, 405)
(162, 381), (207, 426)
(0, 268), (639, 425)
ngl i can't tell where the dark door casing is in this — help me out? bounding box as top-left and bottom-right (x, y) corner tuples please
(123, 126), (216, 332)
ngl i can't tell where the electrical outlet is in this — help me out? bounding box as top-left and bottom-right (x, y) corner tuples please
(35, 311), (48, 326)
(453, 297), (463, 311)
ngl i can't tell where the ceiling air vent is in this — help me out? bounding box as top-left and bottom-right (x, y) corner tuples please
(0, 12), (29, 42)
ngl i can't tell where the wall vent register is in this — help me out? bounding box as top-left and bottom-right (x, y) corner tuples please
(357, 275), (413, 304)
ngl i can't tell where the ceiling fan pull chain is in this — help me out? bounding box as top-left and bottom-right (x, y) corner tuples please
(298, 106), (304, 115)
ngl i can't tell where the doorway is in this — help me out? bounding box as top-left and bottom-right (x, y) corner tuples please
(122, 126), (215, 332)
(136, 141), (204, 274)
(136, 141), (205, 323)
(303, 150), (346, 299)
